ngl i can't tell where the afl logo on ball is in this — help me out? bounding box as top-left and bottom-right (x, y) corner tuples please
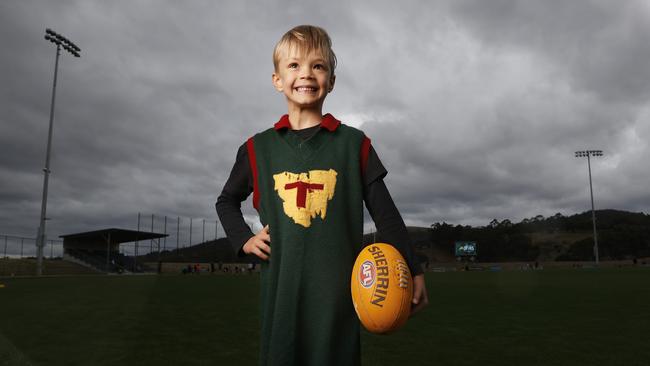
(359, 260), (376, 288)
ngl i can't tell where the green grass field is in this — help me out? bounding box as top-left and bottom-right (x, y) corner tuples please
(1, 268), (649, 366)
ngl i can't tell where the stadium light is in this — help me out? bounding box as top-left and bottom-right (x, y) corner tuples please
(574, 150), (603, 265)
(36, 28), (81, 276)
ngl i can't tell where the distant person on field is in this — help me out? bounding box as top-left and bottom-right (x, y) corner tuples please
(216, 25), (428, 365)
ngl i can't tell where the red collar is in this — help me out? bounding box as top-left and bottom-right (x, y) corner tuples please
(273, 113), (341, 132)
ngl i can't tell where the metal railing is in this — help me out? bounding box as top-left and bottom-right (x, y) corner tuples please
(1, 234), (63, 259)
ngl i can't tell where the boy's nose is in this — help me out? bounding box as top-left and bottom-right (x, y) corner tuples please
(299, 67), (314, 79)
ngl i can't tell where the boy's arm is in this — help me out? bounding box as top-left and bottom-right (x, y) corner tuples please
(363, 146), (423, 276)
(363, 179), (424, 276)
(215, 143), (255, 256)
(363, 145), (428, 314)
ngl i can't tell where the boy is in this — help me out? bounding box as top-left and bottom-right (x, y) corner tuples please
(216, 25), (428, 366)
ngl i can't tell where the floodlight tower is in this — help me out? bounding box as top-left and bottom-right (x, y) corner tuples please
(36, 29), (81, 276)
(575, 150), (603, 265)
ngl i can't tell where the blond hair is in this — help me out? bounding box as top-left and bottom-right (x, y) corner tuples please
(273, 25), (337, 75)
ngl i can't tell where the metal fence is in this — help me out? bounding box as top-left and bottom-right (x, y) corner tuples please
(1, 213), (231, 259)
(0, 234), (63, 259)
(118, 213), (228, 257)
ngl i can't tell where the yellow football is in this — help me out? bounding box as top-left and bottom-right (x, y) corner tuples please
(351, 243), (413, 334)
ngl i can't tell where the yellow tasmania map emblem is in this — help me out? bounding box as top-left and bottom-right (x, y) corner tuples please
(273, 169), (337, 227)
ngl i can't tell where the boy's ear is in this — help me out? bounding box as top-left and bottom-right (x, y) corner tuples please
(328, 74), (336, 93)
(272, 73), (283, 92)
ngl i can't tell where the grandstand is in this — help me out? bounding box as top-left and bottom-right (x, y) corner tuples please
(60, 228), (168, 273)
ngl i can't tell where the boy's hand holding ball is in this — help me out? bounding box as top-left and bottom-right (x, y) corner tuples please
(243, 225), (271, 260)
(410, 274), (428, 316)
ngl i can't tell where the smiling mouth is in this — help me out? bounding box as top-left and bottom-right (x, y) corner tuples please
(295, 86), (318, 93)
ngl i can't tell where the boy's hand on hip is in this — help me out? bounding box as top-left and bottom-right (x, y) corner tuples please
(410, 274), (428, 316)
(243, 225), (271, 261)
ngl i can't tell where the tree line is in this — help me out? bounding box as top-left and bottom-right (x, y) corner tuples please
(427, 209), (650, 262)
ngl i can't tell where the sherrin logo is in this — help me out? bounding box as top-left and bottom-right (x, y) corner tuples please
(368, 245), (390, 307)
(359, 260), (376, 288)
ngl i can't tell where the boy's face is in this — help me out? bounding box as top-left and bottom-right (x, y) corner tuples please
(272, 48), (335, 111)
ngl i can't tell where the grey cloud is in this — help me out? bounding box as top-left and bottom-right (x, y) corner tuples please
(447, 0), (650, 104)
(1, 0), (648, 252)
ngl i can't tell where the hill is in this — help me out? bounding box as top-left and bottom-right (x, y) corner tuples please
(421, 209), (650, 263)
(138, 238), (237, 263)
(139, 209), (650, 264)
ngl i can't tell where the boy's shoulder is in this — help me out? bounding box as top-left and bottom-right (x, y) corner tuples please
(251, 126), (278, 139)
(336, 122), (365, 136)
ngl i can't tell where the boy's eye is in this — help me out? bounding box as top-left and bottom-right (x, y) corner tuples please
(314, 64), (325, 70)
(288, 63), (299, 69)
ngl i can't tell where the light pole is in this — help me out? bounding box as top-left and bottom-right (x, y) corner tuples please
(575, 150), (603, 265)
(36, 29), (80, 276)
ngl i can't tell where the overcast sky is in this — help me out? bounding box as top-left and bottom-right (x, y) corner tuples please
(1, 0), (649, 253)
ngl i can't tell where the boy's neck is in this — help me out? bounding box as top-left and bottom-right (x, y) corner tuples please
(286, 106), (323, 130)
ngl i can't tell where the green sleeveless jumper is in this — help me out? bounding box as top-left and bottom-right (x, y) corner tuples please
(247, 114), (367, 366)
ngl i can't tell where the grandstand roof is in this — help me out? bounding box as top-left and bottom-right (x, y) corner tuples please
(60, 228), (168, 244)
